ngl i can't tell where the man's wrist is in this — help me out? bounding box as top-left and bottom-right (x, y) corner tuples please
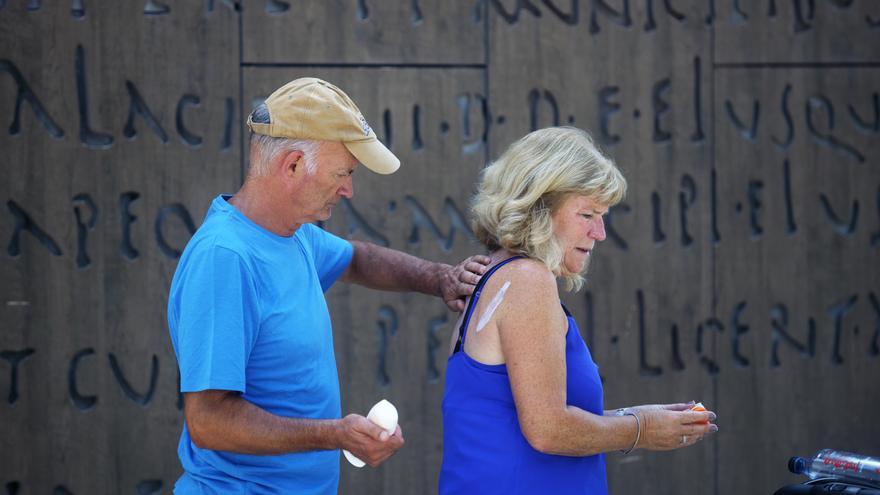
(326, 418), (346, 451)
(431, 263), (451, 297)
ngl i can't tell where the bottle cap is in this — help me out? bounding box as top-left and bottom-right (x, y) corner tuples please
(788, 456), (807, 474)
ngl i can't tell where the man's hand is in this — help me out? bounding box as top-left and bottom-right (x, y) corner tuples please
(338, 414), (405, 467)
(439, 255), (491, 312)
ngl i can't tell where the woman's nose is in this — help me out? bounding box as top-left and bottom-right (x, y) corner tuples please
(589, 216), (606, 241)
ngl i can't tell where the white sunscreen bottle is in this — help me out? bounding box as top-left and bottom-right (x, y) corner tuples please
(343, 399), (399, 468)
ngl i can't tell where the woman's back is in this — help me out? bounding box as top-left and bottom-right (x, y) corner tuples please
(439, 257), (608, 495)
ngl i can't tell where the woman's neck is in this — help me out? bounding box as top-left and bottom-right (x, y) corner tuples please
(488, 249), (520, 266)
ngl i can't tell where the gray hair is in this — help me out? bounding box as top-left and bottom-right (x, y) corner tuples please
(247, 103), (320, 177)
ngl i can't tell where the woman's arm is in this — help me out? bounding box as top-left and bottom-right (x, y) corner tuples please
(499, 262), (716, 456)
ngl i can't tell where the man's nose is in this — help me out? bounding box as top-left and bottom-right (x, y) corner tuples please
(589, 216), (606, 241)
(338, 176), (354, 198)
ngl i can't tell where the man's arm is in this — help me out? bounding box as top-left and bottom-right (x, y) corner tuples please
(184, 390), (403, 466)
(340, 240), (490, 311)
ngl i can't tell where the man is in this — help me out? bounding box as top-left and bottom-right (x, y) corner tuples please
(167, 78), (489, 494)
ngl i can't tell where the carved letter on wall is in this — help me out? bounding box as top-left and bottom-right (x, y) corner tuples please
(69, 348), (98, 410)
(427, 313), (448, 383)
(636, 290), (663, 376)
(405, 196), (476, 251)
(827, 295), (858, 365)
(124, 81), (169, 143)
(119, 192), (141, 260)
(376, 306), (398, 387)
(6, 200), (62, 257)
(770, 304), (815, 368)
(0, 349), (35, 404)
(176, 95), (203, 148)
(155, 203), (197, 259)
(75, 45), (114, 149)
(108, 353), (159, 406)
(72, 193), (98, 269)
(0, 59), (64, 138)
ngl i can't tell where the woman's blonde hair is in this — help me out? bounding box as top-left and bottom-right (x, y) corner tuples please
(471, 127), (627, 291)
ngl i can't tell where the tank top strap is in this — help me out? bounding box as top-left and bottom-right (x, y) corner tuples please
(453, 255), (524, 354)
(561, 303), (573, 317)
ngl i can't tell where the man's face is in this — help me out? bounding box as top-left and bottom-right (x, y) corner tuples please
(293, 141), (359, 223)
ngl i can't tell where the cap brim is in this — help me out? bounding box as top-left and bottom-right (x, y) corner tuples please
(345, 139), (400, 175)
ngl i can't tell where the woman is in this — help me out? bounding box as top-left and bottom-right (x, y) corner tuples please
(439, 127), (717, 494)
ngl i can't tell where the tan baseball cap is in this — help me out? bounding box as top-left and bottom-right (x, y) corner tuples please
(247, 77), (400, 175)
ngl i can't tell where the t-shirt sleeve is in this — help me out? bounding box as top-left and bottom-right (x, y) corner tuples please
(172, 244), (260, 393)
(301, 224), (353, 292)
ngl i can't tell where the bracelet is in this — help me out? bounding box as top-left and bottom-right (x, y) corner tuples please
(615, 408), (641, 454)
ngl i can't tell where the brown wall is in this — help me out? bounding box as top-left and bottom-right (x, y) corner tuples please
(1, 1), (878, 494)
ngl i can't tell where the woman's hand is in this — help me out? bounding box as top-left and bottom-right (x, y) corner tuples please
(630, 403), (718, 451)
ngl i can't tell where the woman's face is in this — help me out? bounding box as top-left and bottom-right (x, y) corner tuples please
(551, 194), (608, 275)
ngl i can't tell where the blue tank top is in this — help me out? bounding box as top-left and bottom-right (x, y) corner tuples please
(439, 256), (608, 495)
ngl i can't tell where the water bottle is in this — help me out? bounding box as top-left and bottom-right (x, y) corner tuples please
(789, 450), (880, 488)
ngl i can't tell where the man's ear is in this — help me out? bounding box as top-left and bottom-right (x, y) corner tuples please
(279, 149), (305, 179)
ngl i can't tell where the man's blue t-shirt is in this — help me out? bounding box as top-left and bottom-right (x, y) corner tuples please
(167, 195), (353, 494)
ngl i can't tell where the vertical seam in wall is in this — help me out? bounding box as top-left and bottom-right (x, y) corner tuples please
(238, 3), (245, 185)
(710, 8), (719, 495)
(483, 0), (490, 165)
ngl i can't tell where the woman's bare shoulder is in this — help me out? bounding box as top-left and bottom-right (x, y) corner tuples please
(500, 257), (555, 285)
(493, 258), (559, 308)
